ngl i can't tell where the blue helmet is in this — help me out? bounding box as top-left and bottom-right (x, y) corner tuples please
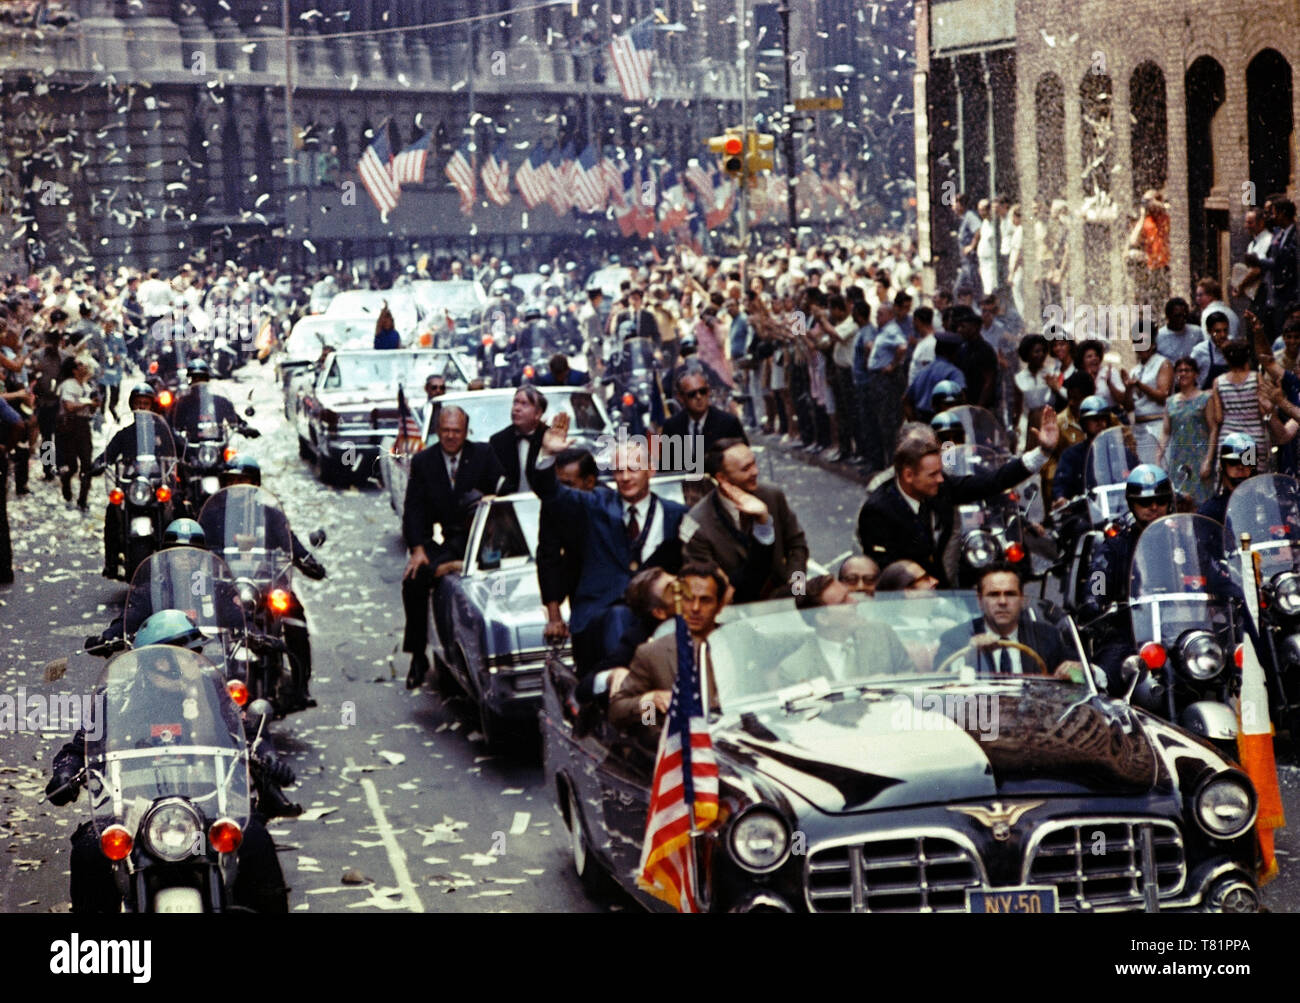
(930, 380), (965, 412)
(221, 455), (261, 487)
(1078, 395), (1110, 420)
(1218, 432), (1257, 469)
(930, 410), (965, 443)
(186, 359), (212, 383)
(1125, 464), (1173, 514)
(163, 518), (206, 548)
(135, 609), (204, 652)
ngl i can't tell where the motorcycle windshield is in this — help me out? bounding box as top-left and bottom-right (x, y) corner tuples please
(123, 548), (247, 655)
(197, 485), (294, 589)
(944, 445), (1041, 570)
(622, 337), (658, 372)
(945, 406), (1009, 453)
(1085, 426), (1136, 489)
(1225, 474), (1300, 578)
(85, 647), (250, 837)
(1129, 514), (1233, 647)
(126, 411), (177, 472)
(175, 385), (223, 441)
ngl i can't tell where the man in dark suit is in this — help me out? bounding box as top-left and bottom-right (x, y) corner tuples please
(658, 367), (746, 473)
(933, 564), (1076, 677)
(539, 447), (598, 644)
(1249, 197), (1298, 338)
(681, 438), (808, 602)
(401, 405), (505, 688)
(610, 286), (660, 344)
(856, 409), (1058, 588)
(534, 412), (687, 676)
(489, 385), (548, 494)
(951, 305), (998, 411)
(535, 353), (588, 387)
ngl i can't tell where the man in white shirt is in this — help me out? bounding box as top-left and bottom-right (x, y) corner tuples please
(137, 268), (173, 325)
(1232, 208), (1274, 312)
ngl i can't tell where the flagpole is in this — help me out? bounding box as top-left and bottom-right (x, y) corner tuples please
(737, 0), (749, 276)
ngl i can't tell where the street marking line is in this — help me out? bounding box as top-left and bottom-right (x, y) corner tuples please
(346, 756), (425, 913)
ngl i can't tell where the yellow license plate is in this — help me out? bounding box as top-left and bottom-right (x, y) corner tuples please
(966, 887), (1058, 913)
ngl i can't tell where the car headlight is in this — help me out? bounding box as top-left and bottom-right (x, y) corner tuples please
(1178, 630), (1225, 681)
(962, 530), (998, 569)
(1272, 571), (1300, 616)
(197, 444), (220, 468)
(727, 808), (791, 873)
(141, 798), (202, 863)
(127, 479), (153, 507)
(1193, 771), (1257, 839)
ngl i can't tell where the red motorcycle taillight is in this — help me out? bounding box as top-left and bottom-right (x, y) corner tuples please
(208, 818), (243, 855)
(224, 447), (237, 462)
(108, 488), (124, 506)
(155, 485), (172, 503)
(1139, 641), (1167, 669)
(268, 589), (291, 614)
(622, 392), (635, 407)
(226, 679), (249, 707)
(157, 390), (173, 408)
(1004, 542), (1025, 563)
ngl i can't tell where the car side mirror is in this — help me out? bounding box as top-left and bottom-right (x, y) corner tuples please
(245, 406), (256, 417)
(309, 528), (327, 548)
(246, 698), (275, 739)
(1119, 655), (1144, 703)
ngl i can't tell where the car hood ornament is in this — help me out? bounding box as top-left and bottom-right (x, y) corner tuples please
(948, 800), (1044, 841)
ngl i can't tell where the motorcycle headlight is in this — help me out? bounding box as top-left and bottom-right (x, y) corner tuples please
(235, 579), (259, 614)
(1193, 772), (1257, 840)
(197, 444), (220, 468)
(727, 808), (791, 873)
(127, 479), (153, 507)
(141, 798), (202, 863)
(1178, 630), (1225, 681)
(1271, 571), (1300, 616)
(962, 530), (998, 569)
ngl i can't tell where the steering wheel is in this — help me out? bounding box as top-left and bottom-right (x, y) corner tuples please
(935, 637), (1049, 676)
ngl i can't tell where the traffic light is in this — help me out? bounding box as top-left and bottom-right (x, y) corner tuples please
(708, 130), (746, 180)
(746, 132), (774, 186)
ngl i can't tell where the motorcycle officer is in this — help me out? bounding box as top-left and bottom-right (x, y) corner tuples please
(1051, 395), (1129, 502)
(170, 359), (260, 443)
(92, 383), (168, 579)
(219, 456), (325, 711)
(45, 610), (292, 913)
(931, 410), (967, 448)
(1081, 464), (1173, 694)
(1197, 432), (1258, 524)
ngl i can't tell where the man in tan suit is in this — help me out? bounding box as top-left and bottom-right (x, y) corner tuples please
(609, 562), (728, 731)
(680, 438), (808, 603)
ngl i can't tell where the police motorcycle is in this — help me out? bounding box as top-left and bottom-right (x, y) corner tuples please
(1059, 425), (1140, 610)
(101, 410), (180, 582)
(198, 485), (308, 713)
(1224, 473), (1300, 741)
(479, 287), (519, 383)
(933, 413), (1054, 589)
(1120, 514), (1243, 752)
(604, 335), (663, 436)
(45, 640), (291, 912)
(170, 374), (260, 516)
(503, 303), (561, 386)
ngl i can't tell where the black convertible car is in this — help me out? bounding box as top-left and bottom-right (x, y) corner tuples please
(542, 592), (1261, 913)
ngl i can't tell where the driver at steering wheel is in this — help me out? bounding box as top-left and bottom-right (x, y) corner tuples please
(934, 564), (1076, 678)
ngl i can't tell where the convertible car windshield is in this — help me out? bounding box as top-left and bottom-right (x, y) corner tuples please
(324, 351), (467, 392)
(708, 593), (988, 708)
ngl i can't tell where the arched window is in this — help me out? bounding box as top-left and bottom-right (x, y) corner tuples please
(1035, 73), (1066, 204)
(1247, 49), (1294, 204)
(1129, 62), (1168, 199)
(1186, 56), (1227, 284)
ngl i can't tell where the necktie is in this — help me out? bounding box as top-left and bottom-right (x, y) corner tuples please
(448, 452), (459, 483)
(626, 504), (640, 545)
(999, 648), (1013, 674)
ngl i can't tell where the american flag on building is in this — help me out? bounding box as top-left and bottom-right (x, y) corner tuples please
(608, 22), (655, 103)
(637, 616), (719, 912)
(481, 143), (511, 207)
(445, 141), (476, 216)
(547, 144), (573, 216)
(634, 161), (657, 238)
(357, 126), (400, 216)
(572, 144), (607, 214)
(600, 148), (625, 207)
(658, 167), (689, 233)
(614, 163), (638, 237)
(391, 131), (430, 186)
(514, 144), (552, 210)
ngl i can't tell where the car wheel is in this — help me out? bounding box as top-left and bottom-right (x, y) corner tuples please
(314, 447), (343, 485)
(566, 782), (611, 896)
(433, 650), (466, 700)
(477, 697), (510, 750)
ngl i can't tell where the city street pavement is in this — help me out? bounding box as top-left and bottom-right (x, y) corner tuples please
(2, 362), (1297, 912)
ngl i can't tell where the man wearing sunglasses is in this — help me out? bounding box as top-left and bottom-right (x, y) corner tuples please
(658, 368), (746, 473)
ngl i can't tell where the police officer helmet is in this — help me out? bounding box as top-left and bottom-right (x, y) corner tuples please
(1078, 395), (1111, 421)
(930, 410), (965, 443)
(677, 334), (698, 357)
(187, 359), (212, 383)
(1124, 464), (1173, 516)
(128, 382), (156, 410)
(221, 455), (262, 487)
(489, 279), (510, 298)
(538, 264), (552, 277)
(499, 263), (514, 279)
(135, 609), (205, 653)
(523, 303), (544, 322)
(1218, 432), (1257, 469)
(930, 380), (965, 413)
(163, 518), (206, 549)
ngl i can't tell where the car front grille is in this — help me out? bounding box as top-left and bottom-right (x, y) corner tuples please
(1023, 818), (1185, 911)
(806, 831), (986, 913)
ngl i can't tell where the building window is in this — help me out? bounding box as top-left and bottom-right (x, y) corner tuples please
(1186, 56), (1226, 286)
(222, 114), (242, 216)
(1035, 72), (1066, 205)
(1246, 49), (1294, 206)
(1129, 62), (1168, 199)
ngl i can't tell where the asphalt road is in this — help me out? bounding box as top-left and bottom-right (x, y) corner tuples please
(2, 360), (1298, 913)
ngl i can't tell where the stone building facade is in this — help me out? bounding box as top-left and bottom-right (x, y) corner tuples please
(0, 0), (772, 274)
(914, 0), (1297, 331)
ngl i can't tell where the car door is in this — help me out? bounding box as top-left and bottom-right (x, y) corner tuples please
(598, 736), (656, 883)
